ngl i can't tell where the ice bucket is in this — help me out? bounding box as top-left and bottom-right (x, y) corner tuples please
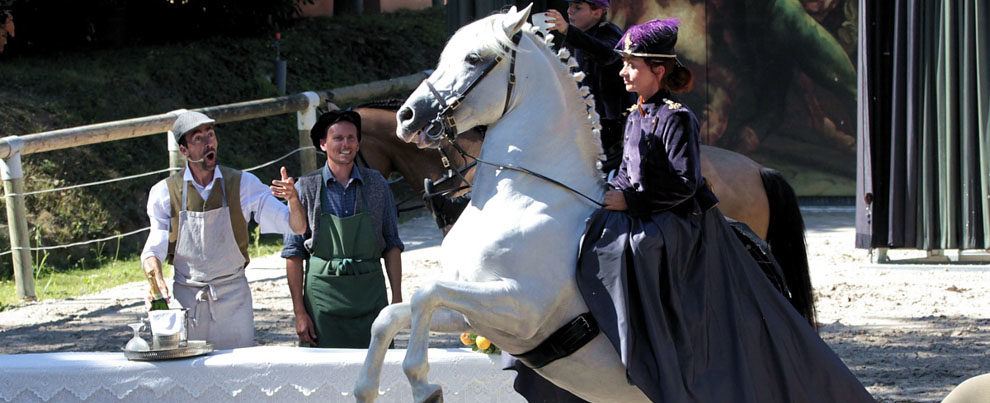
(148, 308), (188, 349)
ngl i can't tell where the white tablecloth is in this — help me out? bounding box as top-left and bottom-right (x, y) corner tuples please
(0, 347), (525, 402)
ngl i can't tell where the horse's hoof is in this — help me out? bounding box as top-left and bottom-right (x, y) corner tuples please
(414, 384), (443, 403)
(424, 387), (443, 403)
(354, 377), (382, 403)
(353, 386), (377, 402)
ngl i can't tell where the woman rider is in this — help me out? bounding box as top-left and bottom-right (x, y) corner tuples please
(572, 18), (875, 401)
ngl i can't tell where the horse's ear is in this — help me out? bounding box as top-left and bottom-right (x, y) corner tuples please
(502, 3), (532, 37)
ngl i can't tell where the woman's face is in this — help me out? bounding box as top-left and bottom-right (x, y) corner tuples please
(619, 56), (663, 98)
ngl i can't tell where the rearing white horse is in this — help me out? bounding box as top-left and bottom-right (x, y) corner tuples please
(355, 5), (652, 402)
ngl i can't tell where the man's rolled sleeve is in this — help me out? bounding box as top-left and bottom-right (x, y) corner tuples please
(141, 180), (171, 263)
(241, 172), (295, 235)
(281, 232), (310, 260)
(380, 184), (404, 253)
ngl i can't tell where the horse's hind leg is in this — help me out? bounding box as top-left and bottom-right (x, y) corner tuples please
(404, 280), (548, 403)
(355, 303), (470, 402)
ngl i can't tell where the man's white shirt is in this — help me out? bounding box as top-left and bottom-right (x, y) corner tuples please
(141, 165), (294, 263)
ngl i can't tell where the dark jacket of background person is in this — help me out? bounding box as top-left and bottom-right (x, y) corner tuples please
(553, 21), (635, 123)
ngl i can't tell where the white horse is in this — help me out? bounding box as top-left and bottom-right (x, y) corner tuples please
(354, 5), (650, 402)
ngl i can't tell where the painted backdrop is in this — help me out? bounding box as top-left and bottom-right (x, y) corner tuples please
(609, 0), (858, 196)
(445, 0), (857, 195)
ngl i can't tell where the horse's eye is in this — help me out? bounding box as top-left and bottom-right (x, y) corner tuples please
(465, 53), (482, 65)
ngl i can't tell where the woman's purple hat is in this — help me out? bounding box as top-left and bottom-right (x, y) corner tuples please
(614, 18), (680, 59)
(566, 0), (610, 9)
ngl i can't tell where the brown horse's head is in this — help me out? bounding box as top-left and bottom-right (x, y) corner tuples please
(351, 106), (482, 233)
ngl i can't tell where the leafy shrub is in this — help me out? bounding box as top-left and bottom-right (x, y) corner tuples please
(0, 0), (313, 52)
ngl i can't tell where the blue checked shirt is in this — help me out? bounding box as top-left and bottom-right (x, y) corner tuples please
(281, 164), (403, 259)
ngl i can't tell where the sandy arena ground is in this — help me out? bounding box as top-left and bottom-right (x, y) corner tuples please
(1, 207), (988, 402)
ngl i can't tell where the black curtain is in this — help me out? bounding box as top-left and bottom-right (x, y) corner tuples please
(857, 0), (989, 249)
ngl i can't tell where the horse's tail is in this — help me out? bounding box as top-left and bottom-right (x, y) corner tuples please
(760, 167), (817, 331)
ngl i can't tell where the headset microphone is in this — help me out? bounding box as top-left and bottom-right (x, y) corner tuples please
(187, 150), (215, 164)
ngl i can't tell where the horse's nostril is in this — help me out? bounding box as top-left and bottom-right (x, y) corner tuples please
(398, 107), (414, 123)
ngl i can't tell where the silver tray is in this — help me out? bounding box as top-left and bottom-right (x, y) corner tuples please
(123, 340), (213, 361)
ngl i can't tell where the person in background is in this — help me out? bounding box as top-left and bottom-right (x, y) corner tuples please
(546, 0), (633, 173)
(282, 109), (403, 348)
(141, 110), (306, 350)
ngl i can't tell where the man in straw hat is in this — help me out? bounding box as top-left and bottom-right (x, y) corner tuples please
(141, 110), (306, 349)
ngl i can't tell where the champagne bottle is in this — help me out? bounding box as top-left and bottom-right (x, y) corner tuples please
(147, 277), (169, 311)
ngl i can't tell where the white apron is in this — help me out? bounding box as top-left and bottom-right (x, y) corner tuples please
(171, 178), (253, 350)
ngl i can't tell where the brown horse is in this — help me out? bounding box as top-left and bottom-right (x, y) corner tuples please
(349, 105), (816, 328)
(352, 106), (479, 203)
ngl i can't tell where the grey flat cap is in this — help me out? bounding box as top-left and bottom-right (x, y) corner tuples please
(172, 111), (215, 144)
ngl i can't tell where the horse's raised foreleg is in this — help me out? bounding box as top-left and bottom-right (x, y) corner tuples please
(404, 279), (550, 403)
(355, 303), (471, 402)
(355, 302), (410, 403)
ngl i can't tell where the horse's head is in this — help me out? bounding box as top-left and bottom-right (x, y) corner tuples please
(397, 4), (532, 148)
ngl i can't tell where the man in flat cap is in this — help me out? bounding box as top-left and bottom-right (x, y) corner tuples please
(281, 109), (403, 348)
(141, 110), (306, 349)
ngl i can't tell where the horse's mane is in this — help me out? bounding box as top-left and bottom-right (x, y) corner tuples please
(447, 15), (517, 60)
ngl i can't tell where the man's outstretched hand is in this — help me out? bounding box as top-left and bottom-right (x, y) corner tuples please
(271, 166), (299, 202)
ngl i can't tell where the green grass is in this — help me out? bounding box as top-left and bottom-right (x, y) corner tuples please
(0, 255), (164, 311)
(0, 234), (286, 311)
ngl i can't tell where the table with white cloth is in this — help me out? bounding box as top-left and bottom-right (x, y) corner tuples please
(0, 346), (525, 402)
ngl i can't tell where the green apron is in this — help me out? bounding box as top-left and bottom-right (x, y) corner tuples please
(303, 182), (388, 348)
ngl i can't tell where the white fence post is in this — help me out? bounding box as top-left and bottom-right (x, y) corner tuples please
(297, 92), (321, 174)
(0, 136), (36, 301)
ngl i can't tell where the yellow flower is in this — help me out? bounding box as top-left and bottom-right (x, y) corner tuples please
(460, 332), (474, 346)
(475, 336), (491, 350)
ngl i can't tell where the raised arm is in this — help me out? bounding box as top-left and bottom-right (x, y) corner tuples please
(271, 166), (307, 234)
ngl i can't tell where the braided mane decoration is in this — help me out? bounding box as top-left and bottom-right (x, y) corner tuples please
(524, 21), (608, 171)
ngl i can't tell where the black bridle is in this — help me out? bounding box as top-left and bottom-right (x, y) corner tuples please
(423, 32), (522, 142)
(420, 31), (604, 208)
